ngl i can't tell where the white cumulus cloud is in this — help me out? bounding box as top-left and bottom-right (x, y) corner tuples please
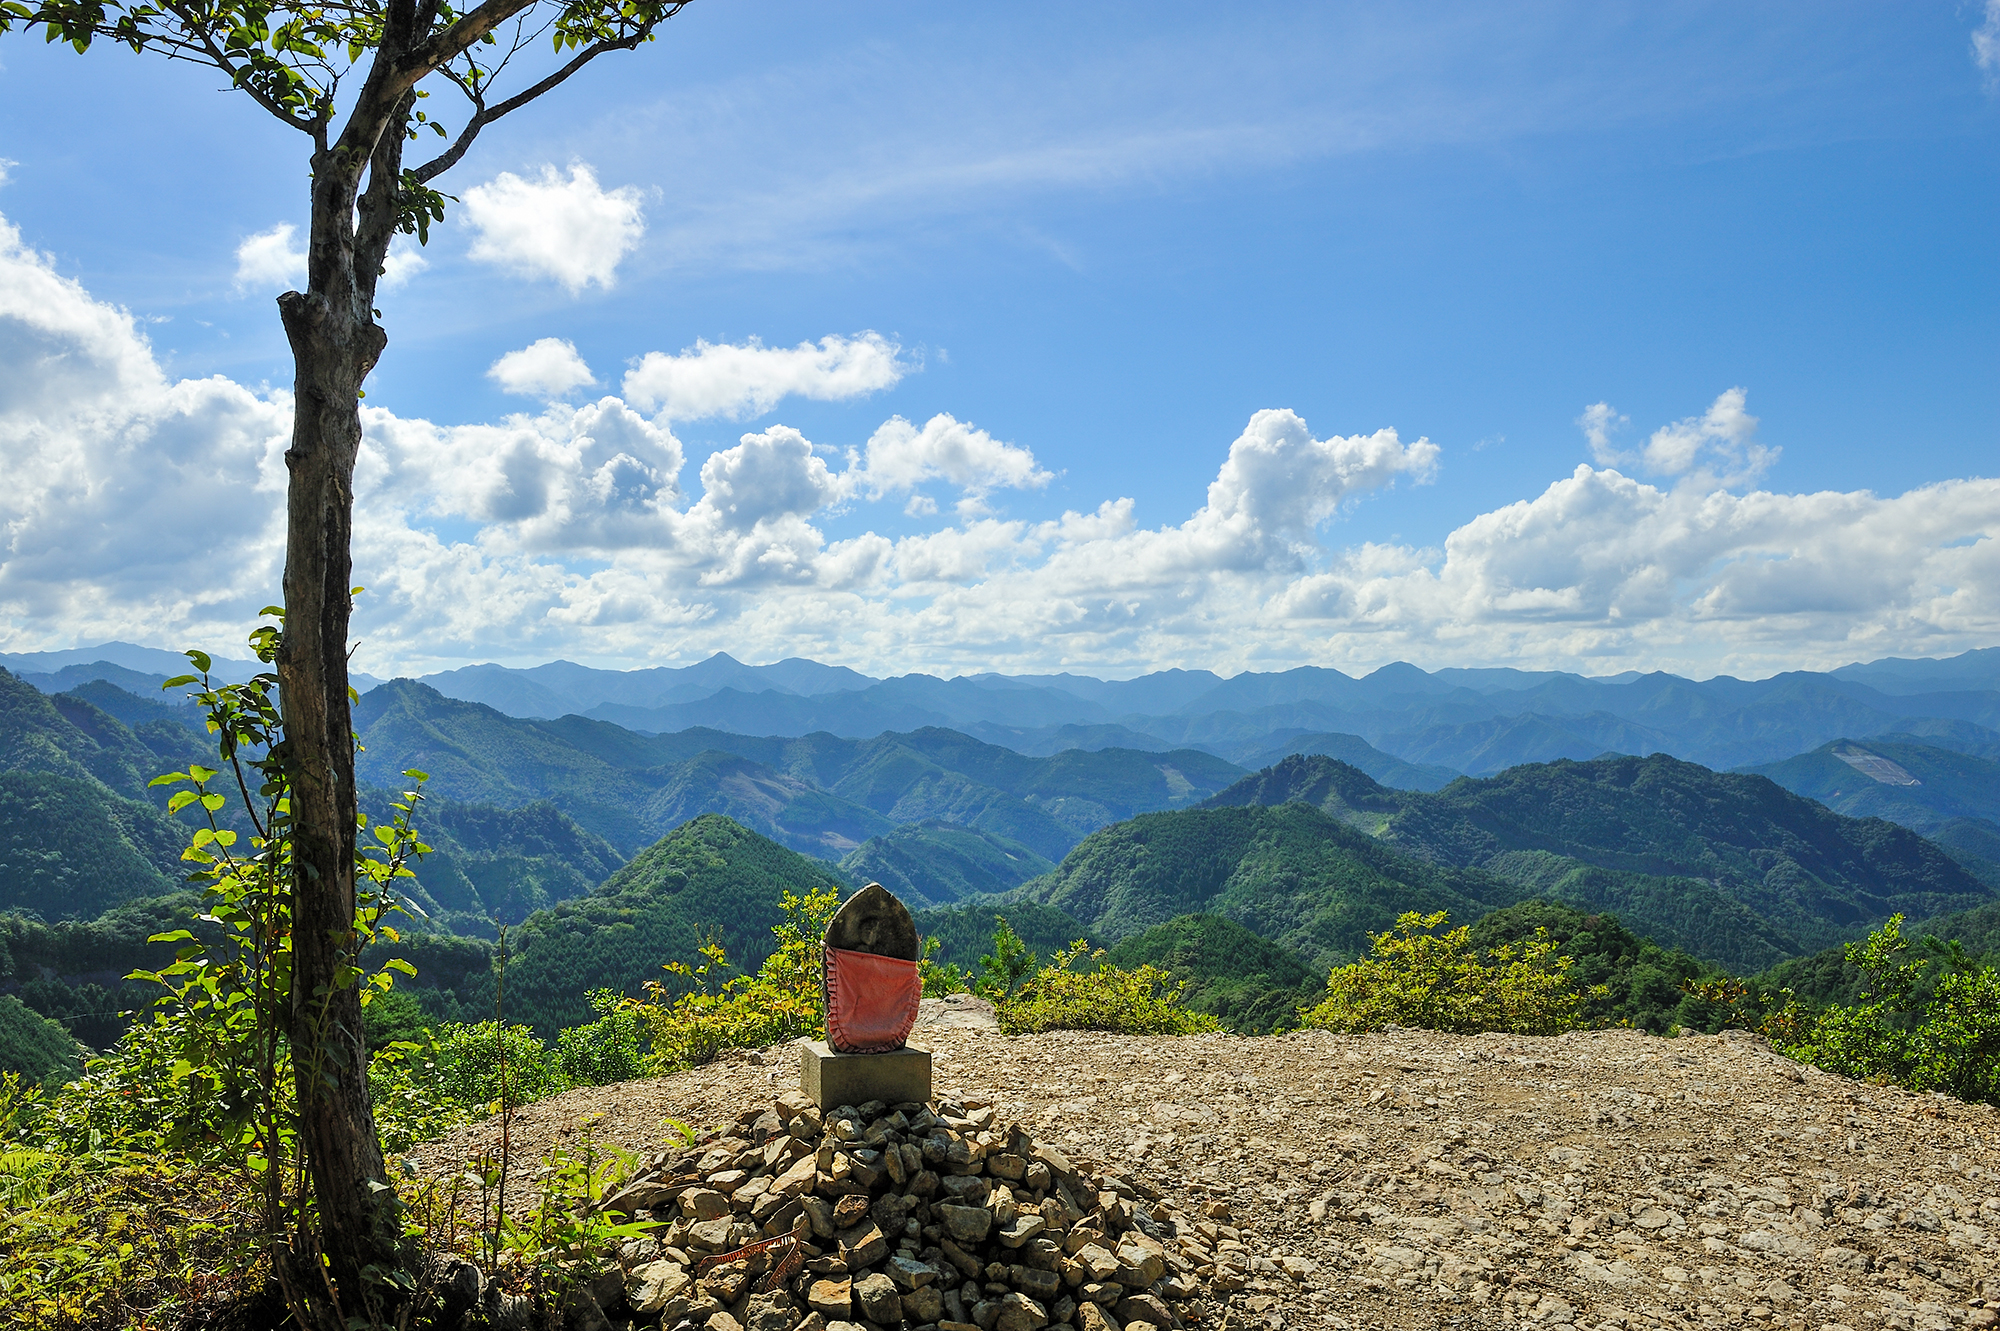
(1, 214), (290, 646)
(4, 215), (1997, 680)
(489, 338), (597, 400)
(838, 413), (1050, 514)
(622, 332), (910, 420)
(379, 242), (429, 291)
(234, 223), (306, 291)
(363, 397), (684, 553)
(463, 164), (645, 293)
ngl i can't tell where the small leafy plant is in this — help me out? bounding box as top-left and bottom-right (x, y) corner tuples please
(1778, 916), (2000, 1106)
(997, 940), (1221, 1036)
(975, 917), (1036, 1001)
(556, 988), (652, 1087)
(1301, 910), (1597, 1036)
(635, 888), (837, 1074)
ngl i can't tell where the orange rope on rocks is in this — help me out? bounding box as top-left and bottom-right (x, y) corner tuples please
(694, 1232), (803, 1293)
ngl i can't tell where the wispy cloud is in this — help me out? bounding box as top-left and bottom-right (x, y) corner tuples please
(553, 8), (1889, 276)
(1976, 0), (2000, 89)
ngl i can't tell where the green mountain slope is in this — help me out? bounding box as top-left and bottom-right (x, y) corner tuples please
(353, 681), (1244, 861)
(640, 751), (893, 857)
(1015, 802), (1526, 970)
(0, 772), (180, 920)
(1, 668), (160, 801)
(1742, 737), (2000, 835)
(1200, 752), (1995, 972)
(372, 795), (626, 932)
(0, 994), (84, 1082)
(463, 814), (848, 1033)
(839, 822), (1056, 908)
(1103, 913), (1321, 1034)
(1465, 900), (1720, 1034)
(1929, 819), (2000, 888)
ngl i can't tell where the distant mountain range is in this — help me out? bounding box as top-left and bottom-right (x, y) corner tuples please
(12, 642), (2000, 778)
(1007, 752), (1995, 974)
(351, 679), (1246, 865)
(6, 638), (2000, 1060)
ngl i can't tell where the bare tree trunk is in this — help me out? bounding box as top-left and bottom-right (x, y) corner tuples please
(275, 144), (399, 1318)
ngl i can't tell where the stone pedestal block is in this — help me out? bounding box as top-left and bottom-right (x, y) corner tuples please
(800, 1039), (931, 1109)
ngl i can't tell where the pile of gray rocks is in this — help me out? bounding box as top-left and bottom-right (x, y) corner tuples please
(595, 1089), (1215, 1331)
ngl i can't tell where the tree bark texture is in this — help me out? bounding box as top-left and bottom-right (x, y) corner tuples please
(275, 128), (400, 1317)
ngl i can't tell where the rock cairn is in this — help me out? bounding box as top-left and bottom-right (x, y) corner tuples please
(598, 1089), (1213, 1331)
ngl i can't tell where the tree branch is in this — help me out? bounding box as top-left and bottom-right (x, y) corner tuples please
(354, 90), (416, 309)
(410, 6), (687, 184)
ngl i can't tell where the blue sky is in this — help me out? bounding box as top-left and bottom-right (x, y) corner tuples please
(1, 2), (1997, 679)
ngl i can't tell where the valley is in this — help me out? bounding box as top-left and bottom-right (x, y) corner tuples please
(4, 643), (2000, 1073)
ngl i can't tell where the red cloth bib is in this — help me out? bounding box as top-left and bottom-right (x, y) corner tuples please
(824, 946), (922, 1053)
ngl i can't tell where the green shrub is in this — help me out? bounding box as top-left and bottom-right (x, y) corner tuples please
(555, 989), (650, 1087)
(362, 985), (434, 1049)
(997, 941), (1221, 1036)
(976, 917), (1036, 1000)
(636, 888), (836, 1075)
(1781, 916), (2000, 1106)
(1301, 910), (1594, 1036)
(918, 935), (970, 998)
(430, 1020), (567, 1110)
(0, 1072), (263, 1328)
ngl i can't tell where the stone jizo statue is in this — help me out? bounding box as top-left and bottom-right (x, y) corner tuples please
(822, 882), (922, 1054)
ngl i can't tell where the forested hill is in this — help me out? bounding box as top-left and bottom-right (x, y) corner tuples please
(1011, 801), (1528, 970)
(1198, 752), (1995, 970)
(0, 668), (190, 918)
(352, 679), (1245, 862)
(385, 813), (849, 1034)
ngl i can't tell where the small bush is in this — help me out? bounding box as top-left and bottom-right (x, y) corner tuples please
(636, 888), (836, 1075)
(1, 1073), (263, 1329)
(1301, 910), (1593, 1036)
(370, 1020), (567, 1152)
(918, 935), (970, 998)
(976, 917), (1036, 1000)
(997, 941), (1221, 1036)
(556, 989), (651, 1087)
(1779, 916), (2000, 1106)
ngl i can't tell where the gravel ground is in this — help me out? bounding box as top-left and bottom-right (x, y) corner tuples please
(406, 1024), (2000, 1331)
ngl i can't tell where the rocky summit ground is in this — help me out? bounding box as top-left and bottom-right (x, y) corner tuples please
(409, 1016), (2000, 1331)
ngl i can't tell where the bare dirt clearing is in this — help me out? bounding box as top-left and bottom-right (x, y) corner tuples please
(408, 1025), (2000, 1330)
